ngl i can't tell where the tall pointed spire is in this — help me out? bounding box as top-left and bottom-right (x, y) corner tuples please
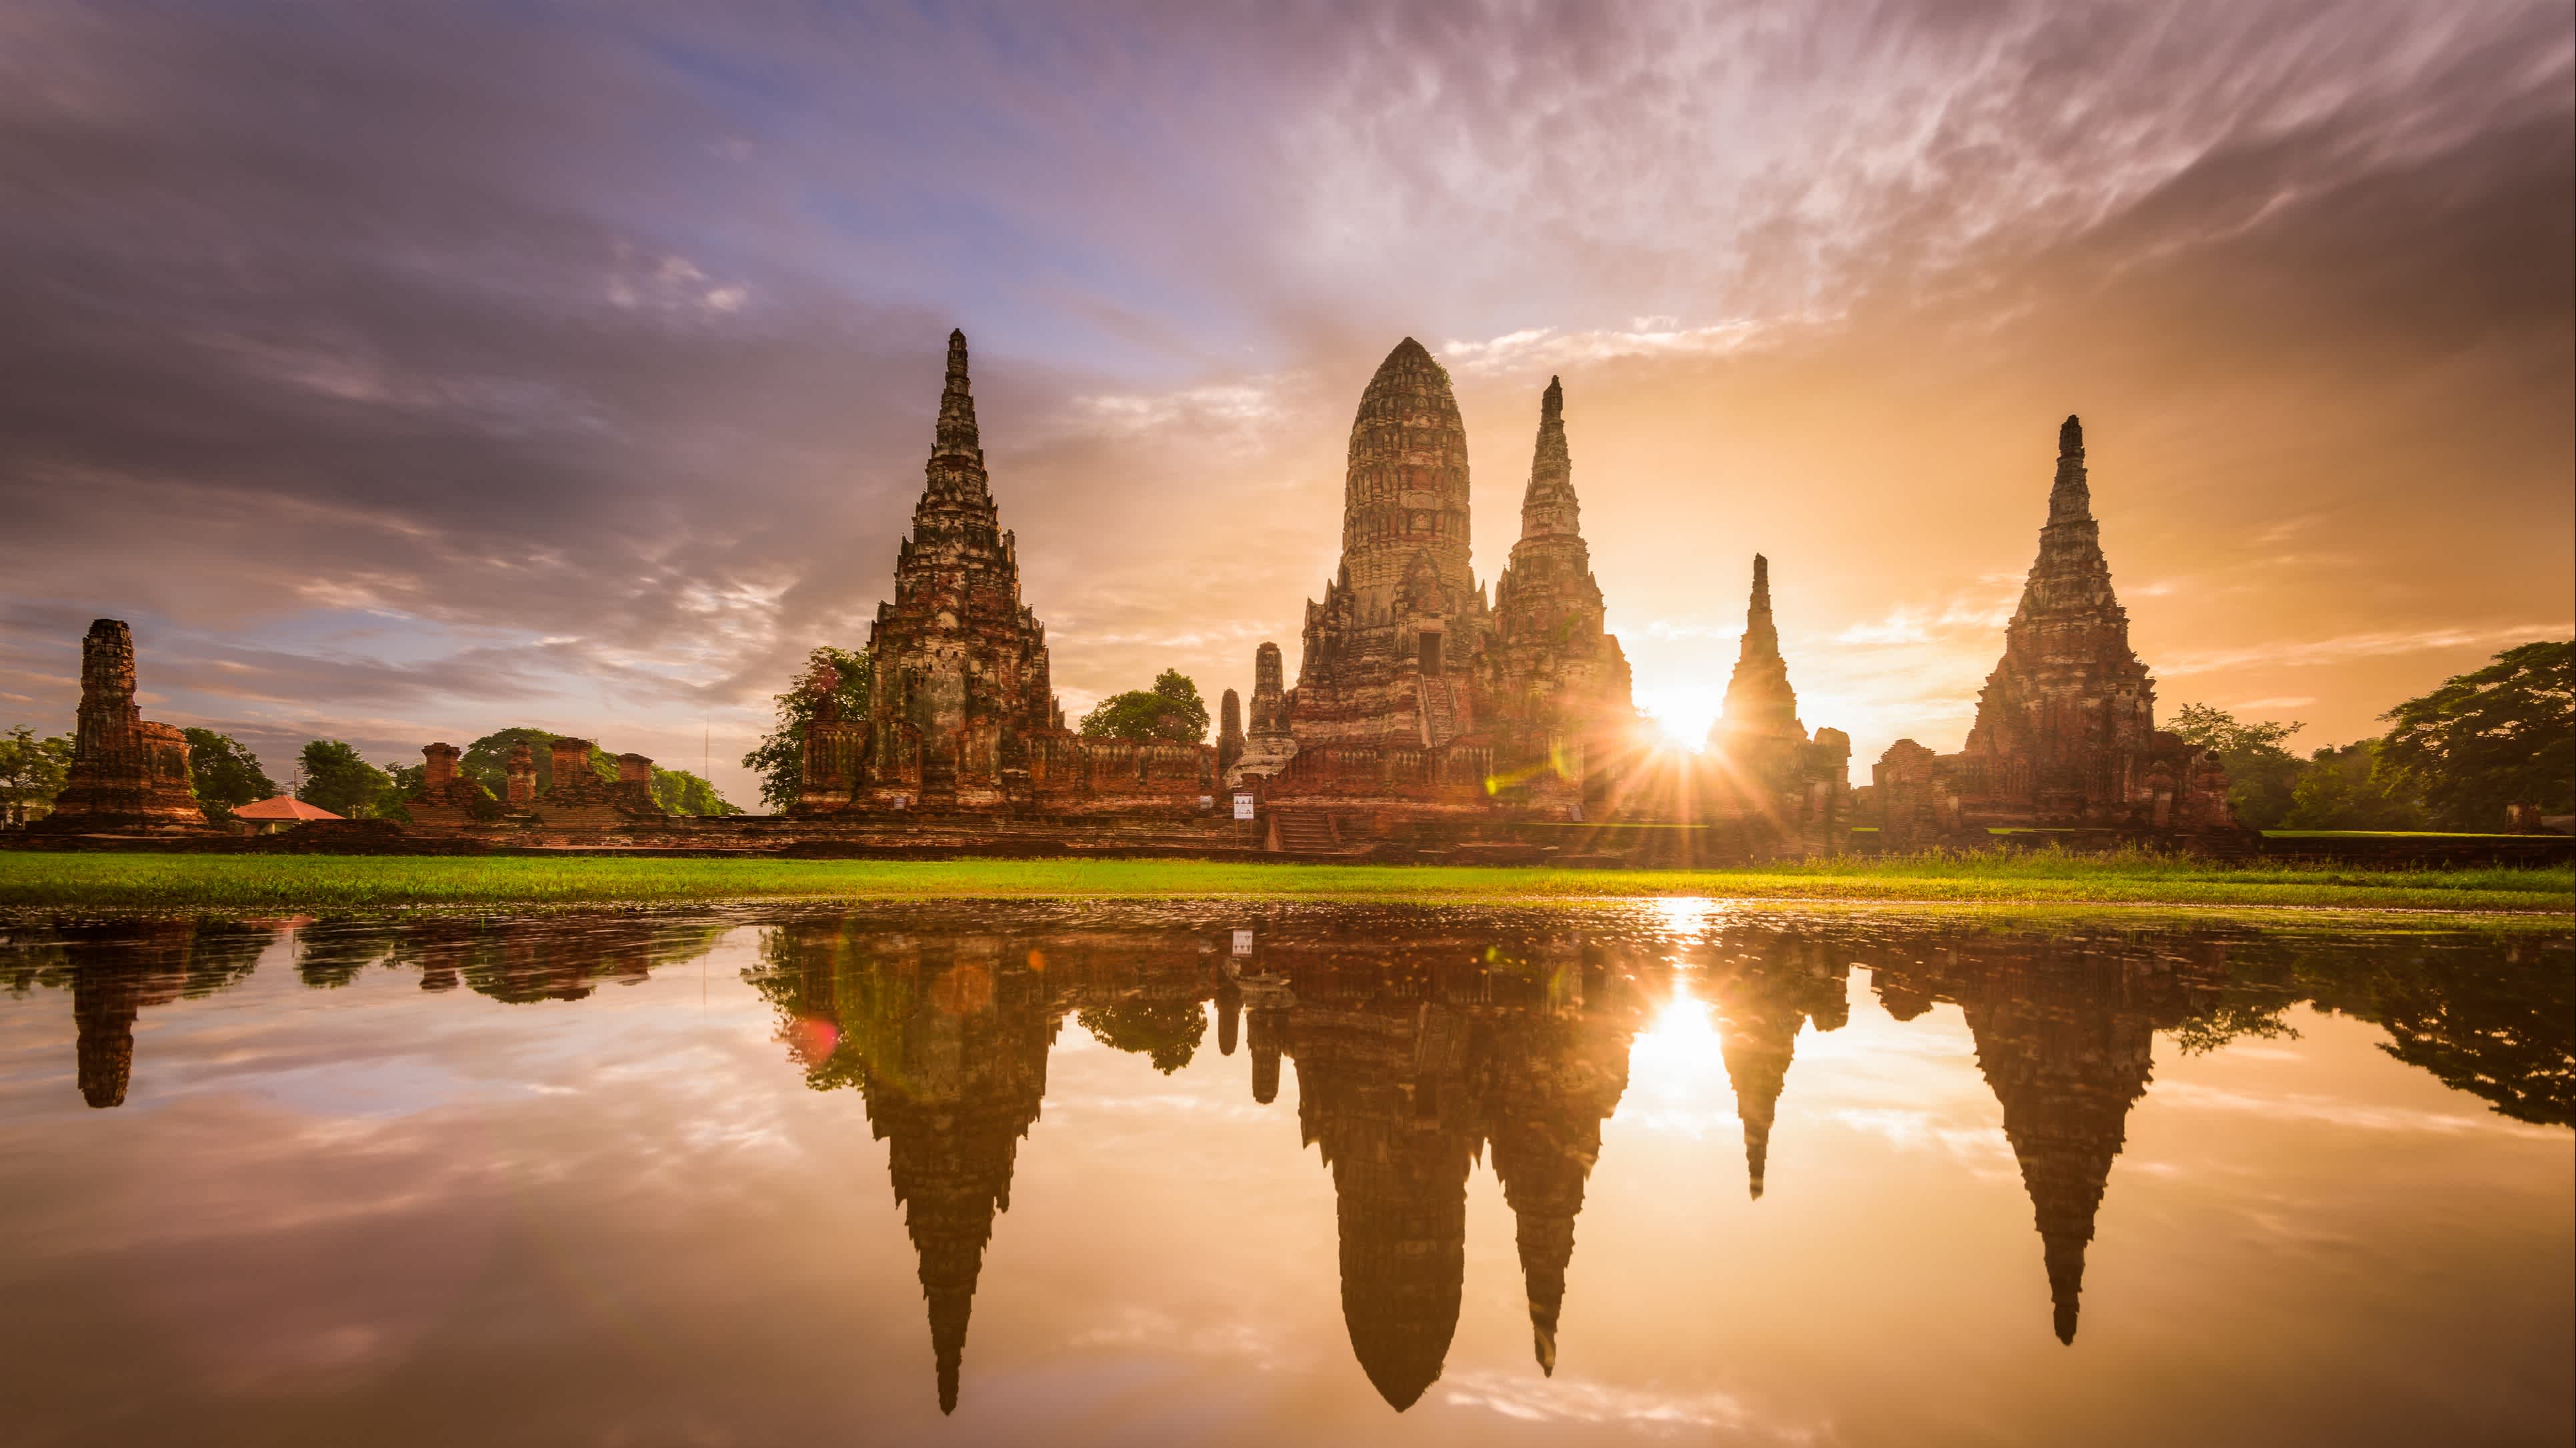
(1744, 554), (1778, 657)
(2048, 413), (2090, 525)
(912, 327), (994, 519)
(934, 329), (982, 463)
(1712, 554), (1804, 745)
(1960, 411), (2148, 774)
(1518, 375), (1578, 539)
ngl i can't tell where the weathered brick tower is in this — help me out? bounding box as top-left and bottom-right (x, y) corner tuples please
(1959, 415), (2160, 814)
(1292, 338), (1490, 747)
(1710, 555), (1804, 748)
(39, 619), (203, 829)
(845, 331), (1063, 811)
(1878, 415), (2237, 843)
(1482, 376), (1633, 762)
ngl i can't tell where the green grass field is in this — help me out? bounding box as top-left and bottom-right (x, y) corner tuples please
(1, 849), (2567, 916)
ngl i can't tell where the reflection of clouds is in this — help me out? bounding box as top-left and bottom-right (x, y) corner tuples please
(1064, 1305), (1280, 1371)
(1441, 1369), (1822, 1440)
(1044, 1093), (1271, 1123)
(1826, 1107), (2018, 1176)
(2150, 1081), (2565, 1140)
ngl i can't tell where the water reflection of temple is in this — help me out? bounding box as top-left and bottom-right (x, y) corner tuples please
(12, 917), (728, 1109)
(49, 921), (273, 1107)
(1698, 937), (1853, 1201)
(14, 907), (2567, 1413)
(1250, 931), (1654, 1405)
(1866, 939), (2227, 1343)
(754, 920), (1222, 1414)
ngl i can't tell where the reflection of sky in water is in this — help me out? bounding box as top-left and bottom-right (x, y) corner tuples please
(0, 906), (2567, 1446)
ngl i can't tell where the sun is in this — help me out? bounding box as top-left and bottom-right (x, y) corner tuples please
(1654, 713), (1705, 752)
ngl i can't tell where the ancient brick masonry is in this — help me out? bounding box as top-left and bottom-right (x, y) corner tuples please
(1480, 376), (1635, 789)
(1271, 357), (1634, 820)
(1228, 641), (1298, 786)
(39, 619), (203, 829)
(405, 742), (495, 830)
(530, 737), (667, 829)
(1704, 556), (1851, 853)
(1216, 689), (1243, 779)
(1876, 417), (2237, 846)
(800, 331), (1210, 816)
(1292, 338), (1489, 748)
(505, 741), (537, 807)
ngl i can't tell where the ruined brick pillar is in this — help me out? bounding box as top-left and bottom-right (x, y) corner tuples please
(506, 742), (536, 807)
(615, 752), (658, 813)
(39, 619), (205, 829)
(549, 737), (595, 791)
(1875, 738), (1957, 853)
(423, 742), (460, 787)
(1218, 689), (1244, 778)
(1230, 641), (1300, 785)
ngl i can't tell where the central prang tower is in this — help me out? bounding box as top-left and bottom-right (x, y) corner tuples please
(852, 330), (1062, 809)
(1292, 338), (1489, 746)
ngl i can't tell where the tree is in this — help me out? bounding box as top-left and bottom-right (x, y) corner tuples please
(295, 739), (395, 819)
(742, 647), (870, 812)
(652, 767), (742, 816)
(0, 726), (73, 827)
(1078, 669), (1210, 744)
(2377, 641), (2575, 829)
(2169, 702), (2306, 828)
(459, 727), (612, 797)
(2281, 739), (2425, 831)
(181, 728), (277, 822)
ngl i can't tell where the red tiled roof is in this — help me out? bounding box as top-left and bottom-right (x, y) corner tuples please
(233, 796), (344, 821)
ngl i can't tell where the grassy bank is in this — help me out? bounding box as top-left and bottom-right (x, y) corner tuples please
(1, 849), (2568, 915)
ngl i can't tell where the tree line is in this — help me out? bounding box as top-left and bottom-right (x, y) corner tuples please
(2171, 641), (2571, 831)
(0, 726), (738, 826)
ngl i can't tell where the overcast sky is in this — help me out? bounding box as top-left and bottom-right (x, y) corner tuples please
(3, 0), (2568, 802)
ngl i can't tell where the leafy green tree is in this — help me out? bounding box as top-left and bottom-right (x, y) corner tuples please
(181, 728), (278, 822)
(2377, 641), (2575, 829)
(1, 725), (74, 827)
(295, 739), (395, 819)
(2169, 702), (2306, 828)
(1078, 669), (1210, 744)
(2281, 739), (2425, 831)
(459, 727), (619, 797)
(742, 646), (870, 812)
(651, 767), (742, 816)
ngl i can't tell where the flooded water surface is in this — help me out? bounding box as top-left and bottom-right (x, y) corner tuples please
(2, 904), (2568, 1446)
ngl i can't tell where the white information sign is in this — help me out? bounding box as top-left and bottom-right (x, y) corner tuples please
(1232, 793), (1256, 821)
(1232, 929), (1254, 956)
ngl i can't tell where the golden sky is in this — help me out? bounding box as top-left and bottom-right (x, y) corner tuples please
(1, 1), (2567, 799)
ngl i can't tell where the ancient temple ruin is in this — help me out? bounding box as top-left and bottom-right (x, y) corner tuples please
(37, 619), (203, 831)
(1700, 556), (1852, 853)
(1480, 377), (1636, 782)
(798, 331), (1212, 817)
(1227, 641), (1298, 787)
(1874, 417), (2237, 846)
(1264, 354), (1643, 823)
(1291, 337), (1488, 748)
(405, 742), (493, 829)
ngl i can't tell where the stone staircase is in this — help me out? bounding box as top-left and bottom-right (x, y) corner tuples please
(1418, 677), (1460, 746)
(1268, 809), (1340, 854)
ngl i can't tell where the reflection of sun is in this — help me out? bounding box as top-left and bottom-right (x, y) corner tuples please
(1652, 897), (1722, 939)
(1623, 979), (1734, 1126)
